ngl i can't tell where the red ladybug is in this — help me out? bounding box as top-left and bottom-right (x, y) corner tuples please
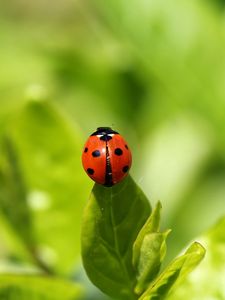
(82, 127), (132, 186)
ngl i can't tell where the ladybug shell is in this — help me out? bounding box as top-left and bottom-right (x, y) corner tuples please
(82, 128), (132, 186)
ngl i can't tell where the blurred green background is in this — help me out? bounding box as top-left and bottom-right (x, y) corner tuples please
(0, 0), (225, 299)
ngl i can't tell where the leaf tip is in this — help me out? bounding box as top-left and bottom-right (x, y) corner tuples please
(156, 200), (162, 209)
(190, 241), (206, 256)
(164, 228), (172, 237)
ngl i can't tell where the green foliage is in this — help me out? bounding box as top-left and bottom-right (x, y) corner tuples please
(81, 176), (205, 300)
(0, 0), (225, 299)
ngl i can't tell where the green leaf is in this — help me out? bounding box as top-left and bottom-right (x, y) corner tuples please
(139, 242), (205, 300)
(0, 274), (83, 300)
(135, 232), (170, 296)
(81, 175), (151, 300)
(168, 216), (225, 300)
(133, 202), (170, 295)
(6, 99), (91, 274)
(133, 202), (161, 267)
(0, 137), (34, 247)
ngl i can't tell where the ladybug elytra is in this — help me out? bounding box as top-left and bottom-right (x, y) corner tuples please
(82, 127), (132, 187)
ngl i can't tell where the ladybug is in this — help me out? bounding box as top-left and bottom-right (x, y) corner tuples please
(82, 127), (132, 187)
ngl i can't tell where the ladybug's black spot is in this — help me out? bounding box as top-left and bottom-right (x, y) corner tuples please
(115, 148), (123, 156)
(87, 168), (94, 175)
(123, 166), (129, 173)
(100, 135), (112, 141)
(92, 150), (101, 157)
(125, 145), (128, 150)
(84, 147), (88, 153)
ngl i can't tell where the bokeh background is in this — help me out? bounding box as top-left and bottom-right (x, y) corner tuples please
(0, 0), (225, 299)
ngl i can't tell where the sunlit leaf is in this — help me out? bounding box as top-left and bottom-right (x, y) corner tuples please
(7, 99), (91, 274)
(168, 216), (225, 300)
(139, 242), (205, 300)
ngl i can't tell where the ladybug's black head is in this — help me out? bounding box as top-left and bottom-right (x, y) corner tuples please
(97, 127), (112, 131)
(91, 127), (118, 136)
